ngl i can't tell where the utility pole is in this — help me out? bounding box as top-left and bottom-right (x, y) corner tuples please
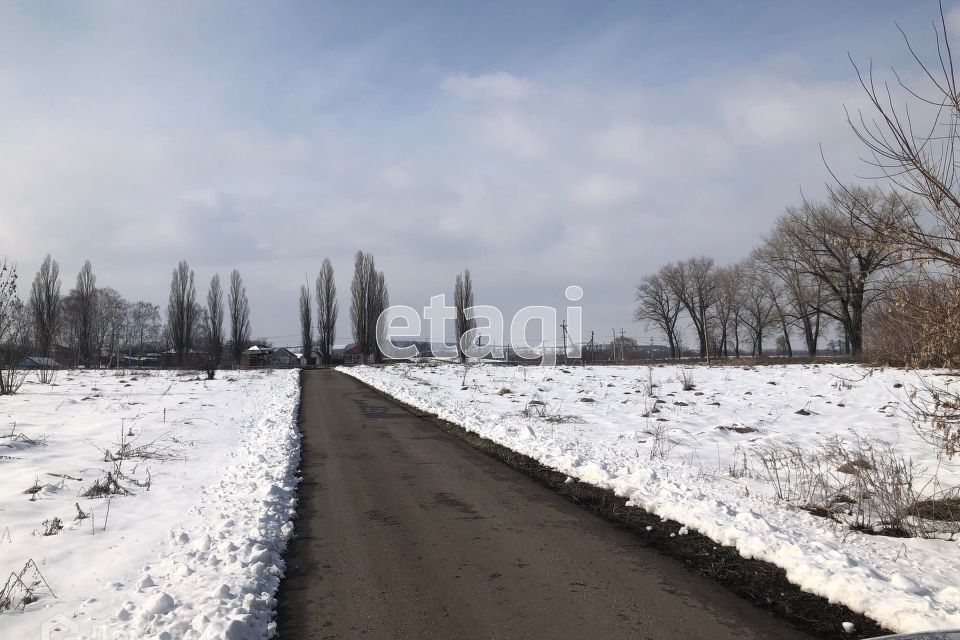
(560, 321), (568, 366)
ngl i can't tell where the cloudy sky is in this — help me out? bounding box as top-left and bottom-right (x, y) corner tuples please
(0, 1), (953, 347)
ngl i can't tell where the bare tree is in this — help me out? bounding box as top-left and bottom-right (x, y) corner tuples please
(861, 275), (926, 365)
(713, 265), (745, 358)
(28, 254), (61, 359)
(350, 251), (389, 363)
(371, 269), (389, 363)
(633, 271), (682, 358)
(95, 287), (128, 367)
(350, 251), (372, 361)
(755, 230), (824, 357)
(299, 284), (312, 365)
(453, 269), (474, 362)
(662, 257), (717, 358)
(228, 269), (251, 364)
(841, 7), (960, 368)
(127, 301), (161, 360)
(73, 261), (98, 367)
(191, 301), (207, 352)
(763, 276), (793, 357)
(59, 290), (79, 365)
(0, 258), (27, 394)
(738, 261), (777, 357)
(167, 261), (197, 366)
(773, 189), (898, 355)
(844, 6), (960, 270)
(205, 274), (224, 377)
(315, 258), (338, 366)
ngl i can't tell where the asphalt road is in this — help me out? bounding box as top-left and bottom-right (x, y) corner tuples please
(275, 369), (811, 639)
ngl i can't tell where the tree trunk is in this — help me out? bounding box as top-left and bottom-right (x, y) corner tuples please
(812, 312), (821, 356)
(849, 292), (864, 356)
(802, 316), (817, 357)
(690, 312), (706, 358)
(780, 320), (793, 357)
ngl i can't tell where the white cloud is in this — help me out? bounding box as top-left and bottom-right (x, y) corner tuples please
(570, 174), (640, 207)
(588, 121), (735, 181)
(477, 110), (546, 158)
(719, 78), (858, 145)
(380, 167), (415, 189)
(588, 123), (646, 162)
(440, 71), (532, 102)
(180, 188), (221, 208)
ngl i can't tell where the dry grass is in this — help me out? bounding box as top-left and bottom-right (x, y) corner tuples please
(677, 368), (696, 391)
(754, 435), (958, 538)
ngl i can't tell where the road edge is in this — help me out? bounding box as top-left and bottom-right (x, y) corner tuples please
(273, 369), (308, 639)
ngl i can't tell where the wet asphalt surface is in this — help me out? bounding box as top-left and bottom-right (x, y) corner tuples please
(275, 369), (811, 639)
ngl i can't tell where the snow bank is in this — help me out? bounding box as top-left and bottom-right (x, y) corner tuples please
(0, 369), (300, 639)
(342, 363), (960, 634)
(107, 373), (300, 639)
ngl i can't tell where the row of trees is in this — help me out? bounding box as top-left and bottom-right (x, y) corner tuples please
(165, 262), (251, 375)
(297, 257), (341, 366)
(635, 187), (907, 359)
(0, 256), (255, 387)
(297, 254), (478, 365)
(298, 259), (337, 366)
(298, 252), (388, 365)
(33, 258), (164, 367)
(4, 248), (398, 381)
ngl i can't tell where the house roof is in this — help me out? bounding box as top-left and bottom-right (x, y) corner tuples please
(18, 356), (61, 368)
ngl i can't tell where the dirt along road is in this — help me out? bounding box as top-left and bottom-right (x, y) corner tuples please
(275, 369), (811, 639)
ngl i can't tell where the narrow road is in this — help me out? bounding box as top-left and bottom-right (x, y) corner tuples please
(276, 370), (810, 639)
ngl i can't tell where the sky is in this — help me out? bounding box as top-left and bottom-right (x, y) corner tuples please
(0, 1), (956, 347)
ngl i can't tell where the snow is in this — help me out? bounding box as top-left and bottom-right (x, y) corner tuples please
(342, 362), (960, 634)
(0, 368), (300, 639)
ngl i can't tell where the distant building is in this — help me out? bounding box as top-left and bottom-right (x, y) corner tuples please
(294, 350), (322, 366)
(159, 349), (208, 368)
(340, 343), (363, 365)
(240, 345), (301, 367)
(121, 355), (159, 368)
(49, 344), (76, 366)
(17, 356), (61, 369)
(242, 345), (269, 367)
(267, 348), (299, 367)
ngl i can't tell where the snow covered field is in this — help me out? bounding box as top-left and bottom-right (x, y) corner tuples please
(343, 362), (960, 635)
(0, 368), (300, 640)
